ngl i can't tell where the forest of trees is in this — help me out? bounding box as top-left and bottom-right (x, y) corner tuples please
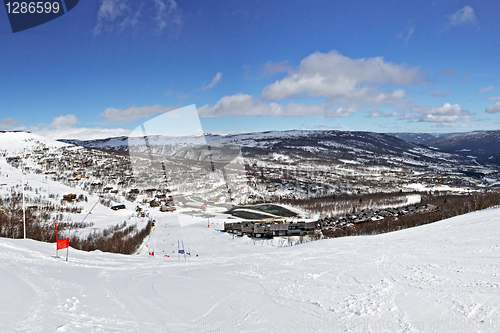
(0, 191), (152, 255)
(323, 191), (500, 238)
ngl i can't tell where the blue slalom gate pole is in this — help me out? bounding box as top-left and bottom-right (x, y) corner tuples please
(66, 228), (71, 262)
(182, 241), (186, 261)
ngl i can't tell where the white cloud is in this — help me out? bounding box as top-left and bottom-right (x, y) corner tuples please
(33, 107), (181, 139)
(94, 0), (137, 35)
(242, 65), (252, 80)
(479, 85), (495, 93)
(398, 26), (414, 43)
(261, 61), (293, 76)
(260, 50), (425, 107)
(324, 107), (359, 118)
(197, 51), (431, 121)
(433, 123), (477, 129)
(0, 118), (23, 129)
(197, 93), (356, 118)
(418, 114), (471, 123)
(486, 96), (500, 101)
(154, 0), (182, 34)
(94, 0), (181, 35)
(164, 90), (192, 99)
(33, 127), (131, 140)
(408, 103), (466, 116)
(366, 109), (404, 118)
(447, 6), (478, 28)
(309, 124), (349, 131)
(407, 103), (473, 123)
(439, 68), (456, 77)
(372, 89), (407, 104)
(421, 89), (452, 98)
(51, 114), (78, 128)
(486, 102), (500, 114)
(202, 72), (223, 91)
(397, 114), (418, 121)
(100, 104), (181, 124)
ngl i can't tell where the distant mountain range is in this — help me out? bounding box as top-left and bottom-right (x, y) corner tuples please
(386, 132), (459, 144)
(58, 130), (477, 169)
(57, 129), (500, 168)
(384, 131), (500, 166)
(59, 136), (130, 151)
(421, 130), (500, 165)
(386, 133), (436, 144)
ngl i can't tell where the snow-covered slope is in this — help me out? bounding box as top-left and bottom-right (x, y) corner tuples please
(0, 131), (155, 241)
(0, 130), (69, 153)
(1, 206), (499, 332)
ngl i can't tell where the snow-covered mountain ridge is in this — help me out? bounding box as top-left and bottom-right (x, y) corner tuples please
(59, 129), (471, 167)
(58, 129), (499, 184)
(422, 130), (500, 165)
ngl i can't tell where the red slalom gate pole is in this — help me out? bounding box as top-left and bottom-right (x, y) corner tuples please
(65, 227), (71, 262)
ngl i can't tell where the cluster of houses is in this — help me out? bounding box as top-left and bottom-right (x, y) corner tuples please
(108, 193), (177, 212)
(6, 156), (22, 163)
(111, 204), (126, 211)
(6, 142), (178, 214)
(62, 194), (77, 202)
(339, 204), (438, 224)
(224, 220), (320, 238)
(7, 142), (134, 190)
(149, 193), (176, 212)
(244, 163), (332, 199)
(223, 203), (438, 238)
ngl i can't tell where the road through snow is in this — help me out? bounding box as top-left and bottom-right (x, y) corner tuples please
(1, 207), (500, 332)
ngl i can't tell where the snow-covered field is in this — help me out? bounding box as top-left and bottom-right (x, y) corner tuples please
(1, 207), (499, 332)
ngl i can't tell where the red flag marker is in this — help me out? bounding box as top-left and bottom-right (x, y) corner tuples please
(57, 238), (69, 250)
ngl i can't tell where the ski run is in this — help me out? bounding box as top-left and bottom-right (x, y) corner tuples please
(1, 206), (499, 332)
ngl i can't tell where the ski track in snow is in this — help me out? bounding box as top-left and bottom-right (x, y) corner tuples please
(1, 207), (500, 332)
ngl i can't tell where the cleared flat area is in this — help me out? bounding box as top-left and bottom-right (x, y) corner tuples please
(1, 206), (500, 332)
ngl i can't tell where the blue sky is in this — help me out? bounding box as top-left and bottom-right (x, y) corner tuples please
(1, 0), (500, 139)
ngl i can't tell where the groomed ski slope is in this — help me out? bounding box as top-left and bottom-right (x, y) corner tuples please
(1, 207), (499, 332)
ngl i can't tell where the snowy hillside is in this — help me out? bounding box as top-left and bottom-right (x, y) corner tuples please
(59, 129), (500, 202)
(1, 206), (499, 332)
(4, 130), (497, 223)
(0, 131), (153, 243)
(58, 129), (490, 176)
(0, 130), (69, 153)
(422, 130), (500, 165)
